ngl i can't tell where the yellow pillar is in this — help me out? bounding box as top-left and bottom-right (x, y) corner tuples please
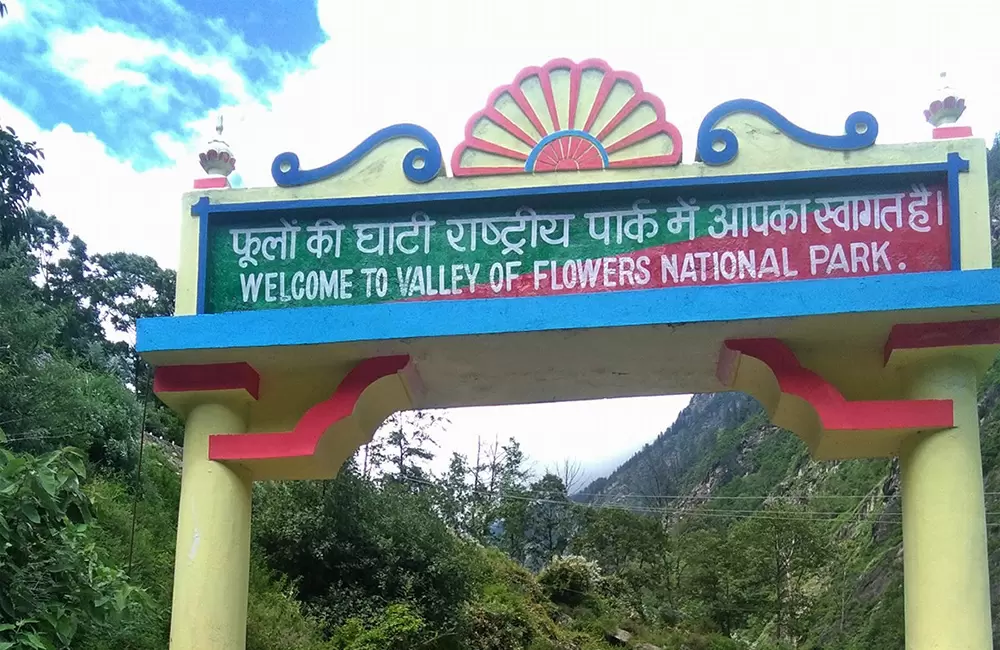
(169, 402), (252, 650)
(900, 356), (992, 650)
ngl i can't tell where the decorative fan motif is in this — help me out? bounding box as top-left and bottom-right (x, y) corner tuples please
(451, 58), (683, 177)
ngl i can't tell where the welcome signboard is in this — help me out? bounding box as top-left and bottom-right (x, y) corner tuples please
(198, 176), (952, 314)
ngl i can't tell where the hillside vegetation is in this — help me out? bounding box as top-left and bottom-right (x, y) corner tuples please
(1, 108), (999, 650)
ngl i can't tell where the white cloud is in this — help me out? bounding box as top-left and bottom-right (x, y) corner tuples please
(201, 0), (1000, 193)
(0, 97), (193, 268)
(47, 26), (250, 102)
(0, 0), (27, 25)
(427, 396), (692, 487)
(8, 0), (1000, 477)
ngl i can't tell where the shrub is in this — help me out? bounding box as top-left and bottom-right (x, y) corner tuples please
(538, 555), (602, 606)
(330, 603), (425, 650)
(0, 443), (146, 649)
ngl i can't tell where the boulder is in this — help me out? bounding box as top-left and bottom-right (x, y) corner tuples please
(605, 629), (632, 646)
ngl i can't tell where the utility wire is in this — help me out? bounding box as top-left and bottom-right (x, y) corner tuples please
(401, 477), (906, 521)
(403, 476), (1000, 524)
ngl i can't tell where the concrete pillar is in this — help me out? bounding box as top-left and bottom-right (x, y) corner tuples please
(169, 402), (252, 650)
(900, 356), (992, 650)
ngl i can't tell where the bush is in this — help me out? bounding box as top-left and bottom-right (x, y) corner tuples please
(253, 473), (479, 631)
(0, 444), (146, 649)
(330, 603), (425, 650)
(247, 558), (333, 650)
(538, 555), (602, 607)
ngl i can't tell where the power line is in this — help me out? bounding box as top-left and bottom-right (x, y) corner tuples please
(400, 476), (907, 522)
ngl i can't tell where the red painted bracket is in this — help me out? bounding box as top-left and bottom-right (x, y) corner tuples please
(209, 355), (410, 462)
(154, 362), (260, 399)
(720, 338), (953, 432)
(884, 318), (1000, 365)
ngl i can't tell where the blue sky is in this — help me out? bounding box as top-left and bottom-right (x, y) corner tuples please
(1, 0), (997, 482)
(0, 0), (322, 169)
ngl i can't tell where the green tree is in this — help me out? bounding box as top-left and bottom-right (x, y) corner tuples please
(252, 470), (478, 631)
(0, 124), (43, 248)
(680, 526), (755, 636)
(523, 473), (577, 569)
(730, 506), (828, 644)
(573, 507), (663, 573)
(438, 452), (472, 533)
(491, 439), (532, 562)
(377, 410), (442, 483)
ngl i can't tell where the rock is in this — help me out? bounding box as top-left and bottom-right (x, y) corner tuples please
(605, 629), (632, 646)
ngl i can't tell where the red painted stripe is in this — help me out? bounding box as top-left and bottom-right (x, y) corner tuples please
(583, 71), (615, 133)
(932, 125), (973, 139)
(193, 177), (229, 189)
(539, 68), (561, 131)
(604, 122), (665, 154)
(725, 338), (953, 432)
(884, 319), (1000, 364)
(484, 108), (538, 147)
(568, 64), (581, 129)
(209, 356), (409, 461)
(154, 363), (260, 400)
(596, 95), (641, 142)
(465, 137), (529, 161)
(508, 82), (549, 139)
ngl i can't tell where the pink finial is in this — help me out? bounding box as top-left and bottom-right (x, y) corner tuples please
(195, 114), (236, 189)
(926, 72), (972, 140)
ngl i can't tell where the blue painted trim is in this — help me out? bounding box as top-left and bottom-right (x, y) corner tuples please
(524, 130), (609, 171)
(205, 159), (952, 216)
(140, 269), (1000, 354)
(191, 196), (212, 315)
(270, 123), (443, 187)
(696, 99), (878, 166)
(947, 152), (971, 270)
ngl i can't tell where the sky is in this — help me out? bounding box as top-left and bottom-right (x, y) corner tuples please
(1, 0), (998, 485)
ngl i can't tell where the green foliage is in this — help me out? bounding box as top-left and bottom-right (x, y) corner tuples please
(246, 559), (334, 650)
(76, 449), (181, 649)
(523, 473), (577, 568)
(0, 125), (43, 248)
(0, 443), (144, 649)
(253, 472), (478, 631)
(330, 604), (425, 650)
(538, 555), (602, 606)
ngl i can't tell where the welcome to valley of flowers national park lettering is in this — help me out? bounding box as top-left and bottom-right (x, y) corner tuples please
(203, 183), (950, 313)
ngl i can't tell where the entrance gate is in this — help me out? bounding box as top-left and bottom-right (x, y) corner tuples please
(137, 58), (1000, 650)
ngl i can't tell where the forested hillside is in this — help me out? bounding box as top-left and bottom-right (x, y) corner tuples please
(2, 82), (999, 650)
(582, 134), (1000, 648)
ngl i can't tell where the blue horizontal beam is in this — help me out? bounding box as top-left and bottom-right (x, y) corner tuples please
(137, 269), (1000, 354)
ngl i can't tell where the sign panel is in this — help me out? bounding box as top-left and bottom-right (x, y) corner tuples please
(203, 182), (950, 314)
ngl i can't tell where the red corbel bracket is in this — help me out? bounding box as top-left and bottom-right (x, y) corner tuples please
(718, 338), (953, 459)
(209, 355), (410, 463)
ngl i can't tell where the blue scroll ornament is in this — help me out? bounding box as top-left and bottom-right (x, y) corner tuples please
(696, 99), (878, 166)
(271, 123), (443, 187)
